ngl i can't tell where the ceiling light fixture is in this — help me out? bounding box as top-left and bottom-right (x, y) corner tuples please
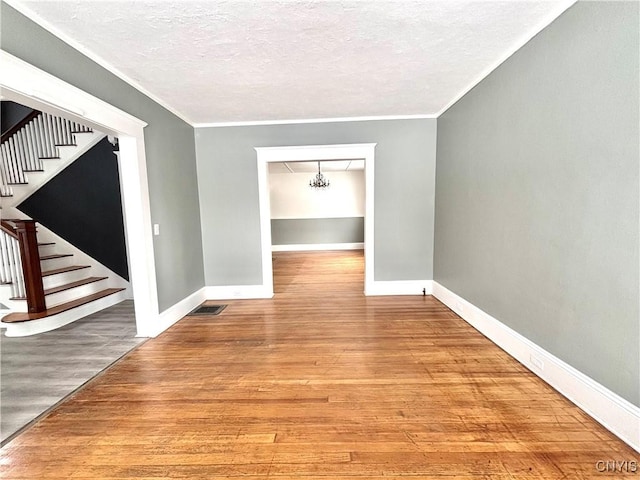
(309, 161), (330, 189)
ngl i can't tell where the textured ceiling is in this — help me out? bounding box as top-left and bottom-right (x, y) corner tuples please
(13, 0), (575, 124)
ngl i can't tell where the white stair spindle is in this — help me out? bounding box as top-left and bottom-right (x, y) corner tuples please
(51, 115), (60, 145)
(32, 116), (44, 158)
(56, 117), (65, 145)
(38, 115), (49, 157)
(0, 231), (12, 284)
(26, 122), (38, 171)
(55, 117), (63, 145)
(1, 143), (10, 188)
(61, 119), (69, 145)
(26, 122), (41, 171)
(45, 115), (57, 158)
(5, 139), (15, 184)
(7, 137), (22, 184)
(15, 130), (28, 172)
(45, 114), (55, 152)
(10, 238), (25, 298)
(65, 119), (74, 145)
(13, 136), (27, 183)
(39, 115), (53, 158)
(23, 123), (34, 171)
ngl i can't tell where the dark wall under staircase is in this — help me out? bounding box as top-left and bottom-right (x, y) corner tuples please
(18, 137), (129, 280)
(1, 101), (36, 135)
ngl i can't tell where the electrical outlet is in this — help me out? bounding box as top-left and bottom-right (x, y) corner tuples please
(530, 354), (544, 371)
(153, 224), (160, 236)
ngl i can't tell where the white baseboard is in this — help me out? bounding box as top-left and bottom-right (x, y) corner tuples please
(148, 284), (274, 337)
(204, 285), (274, 300)
(432, 281), (640, 453)
(365, 280), (433, 296)
(151, 287), (207, 337)
(272, 242), (364, 252)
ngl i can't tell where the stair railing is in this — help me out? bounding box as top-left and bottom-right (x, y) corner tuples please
(0, 219), (45, 313)
(1, 111), (92, 198)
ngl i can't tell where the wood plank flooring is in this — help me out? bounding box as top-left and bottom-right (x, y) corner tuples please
(1, 251), (636, 479)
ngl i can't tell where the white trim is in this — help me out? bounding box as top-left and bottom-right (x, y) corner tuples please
(366, 280), (433, 296)
(256, 144), (376, 295)
(153, 287), (207, 337)
(194, 114), (435, 128)
(1, 50), (160, 338)
(272, 242), (364, 252)
(204, 285), (274, 300)
(0, 52), (146, 135)
(435, 0), (577, 117)
(3, 0), (194, 126)
(432, 281), (640, 453)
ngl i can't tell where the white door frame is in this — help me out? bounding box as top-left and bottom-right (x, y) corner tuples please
(0, 50), (159, 337)
(255, 143), (376, 295)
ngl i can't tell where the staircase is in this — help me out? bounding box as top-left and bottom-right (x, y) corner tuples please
(0, 107), (129, 336)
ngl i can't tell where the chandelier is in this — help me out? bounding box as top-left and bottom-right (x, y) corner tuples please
(309, 161), (330, 189)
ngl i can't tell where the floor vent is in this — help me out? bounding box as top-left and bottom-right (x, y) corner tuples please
(188, 305), (227, 316)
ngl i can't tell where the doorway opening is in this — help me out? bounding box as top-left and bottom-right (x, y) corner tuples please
(1, 50), (159, 337)
(256, 144), (376, 296)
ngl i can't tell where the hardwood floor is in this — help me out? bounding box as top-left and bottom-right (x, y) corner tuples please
(1, 251), (636, 478)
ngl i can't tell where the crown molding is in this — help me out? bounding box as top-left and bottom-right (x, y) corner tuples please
(436, 0), (577, 117)
(194, 114), (436, 128)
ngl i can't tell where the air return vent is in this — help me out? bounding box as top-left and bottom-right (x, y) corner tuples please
(187, 305), (227, 316)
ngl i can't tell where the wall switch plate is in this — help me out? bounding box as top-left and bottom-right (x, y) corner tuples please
(153, 224), (160, 236)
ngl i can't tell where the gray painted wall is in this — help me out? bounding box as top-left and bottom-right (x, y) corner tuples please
(1, 3), (205, 312)
(434, 1), (639, 406)
(272, 217), (364, 245)
(195, 119), (436, 286)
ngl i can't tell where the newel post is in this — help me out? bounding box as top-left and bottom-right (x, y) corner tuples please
(14, 220), (46, 313)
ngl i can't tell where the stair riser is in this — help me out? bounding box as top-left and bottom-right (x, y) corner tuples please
(42, 268), (90, 290)
(38, 244), (56, 256)
(40, 256), (73, 271)
(45, 280), (108, 308)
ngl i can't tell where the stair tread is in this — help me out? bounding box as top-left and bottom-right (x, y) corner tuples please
(1, 288), (125, 323)
(40, 253), (73, 261)
(42, 265), (90, 277)
(10, 276), (108, 299)
(38, 242), (55, 246)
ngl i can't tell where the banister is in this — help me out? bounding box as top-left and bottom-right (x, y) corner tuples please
(0, 220), (19, 238)
(1, 110), (40, 144)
